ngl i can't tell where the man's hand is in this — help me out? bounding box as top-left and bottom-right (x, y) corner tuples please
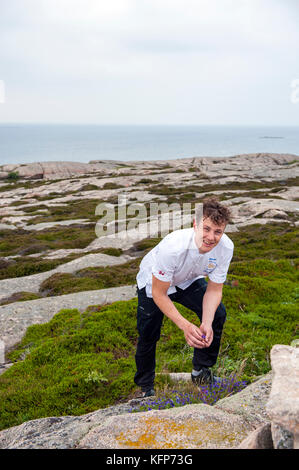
(199, 323), (213, 347)
(183, 322), (207, 349)
(151, 275), (216, 350)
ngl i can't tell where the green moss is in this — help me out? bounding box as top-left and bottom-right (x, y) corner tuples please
(0, 179), (47, 193)
(229, 223), (299, 261)
(0, 225), (96, 257)
(0, 291), (42, 306)
(228, 258), (299, 281)
(133, 237), (162, 252)
(39, 257), (142, 295)
(100, 247), (123, 257)
(27, 199), (103, 224)
(149, 177), (299, 196)
(0, 259), (62, 280)
(0, 248), (124, 282)
(1, 303), (138, 429)
(103, 182), (124, 189)
(1, 259), (297, 430)
(81, 184), (99, 191)
(136, 178), (155, 185)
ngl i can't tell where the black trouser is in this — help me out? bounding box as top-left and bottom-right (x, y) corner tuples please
(134, 278), (227, 391)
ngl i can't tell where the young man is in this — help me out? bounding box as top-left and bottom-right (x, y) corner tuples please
(134, 198), (233, 397)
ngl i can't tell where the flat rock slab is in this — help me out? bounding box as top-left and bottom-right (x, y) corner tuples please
(215, 372), (272, 426)
(0, 223), (15, 230)
(0, 398), (146, 449)
(0, 253), (133, 302)
(0, 285), (137, 353)
(77, 403), (250, 449)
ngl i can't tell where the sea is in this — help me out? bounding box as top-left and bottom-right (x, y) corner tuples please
(0, 124), (298, 166)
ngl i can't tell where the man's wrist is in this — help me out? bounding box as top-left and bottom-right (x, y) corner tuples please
(201, 319), (213, 329)
(177, 317), (191, 331)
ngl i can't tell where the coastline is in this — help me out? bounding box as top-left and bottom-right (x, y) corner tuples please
(1, 151), (298, 180)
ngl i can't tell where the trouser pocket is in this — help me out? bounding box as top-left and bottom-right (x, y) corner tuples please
(137, 305), (163, 341)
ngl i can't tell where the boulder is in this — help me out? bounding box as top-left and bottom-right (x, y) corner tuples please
(240, 344), (298, 449)
(77, 404), (250, 449)
(266, 345), (299, 449)
(263, 209), (288, 220)
(270, 423), (294, 449)
(238, 423), (273, 449)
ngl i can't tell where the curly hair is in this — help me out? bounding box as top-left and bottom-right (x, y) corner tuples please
(195, 197), (231, 226)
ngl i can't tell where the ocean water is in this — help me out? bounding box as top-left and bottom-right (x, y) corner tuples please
(0, 124), (298, 166)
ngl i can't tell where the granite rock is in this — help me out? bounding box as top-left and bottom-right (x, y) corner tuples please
(266, 345), (299, 448)
(238, 423), (273, 449)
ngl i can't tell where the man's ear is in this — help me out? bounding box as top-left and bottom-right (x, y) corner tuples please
(193, 218), (196, 229)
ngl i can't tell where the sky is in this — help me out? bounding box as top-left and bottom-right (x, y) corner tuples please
(0, 0), (299, 125)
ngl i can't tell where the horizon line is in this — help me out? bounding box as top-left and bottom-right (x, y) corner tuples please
(0, 122), (298, 127)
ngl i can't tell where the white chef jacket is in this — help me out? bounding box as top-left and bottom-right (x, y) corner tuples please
(136, 227), (234, 298)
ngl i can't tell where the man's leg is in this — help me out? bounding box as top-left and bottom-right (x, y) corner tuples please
(173, 279), (227, 371)
(134, 287), (164, 393)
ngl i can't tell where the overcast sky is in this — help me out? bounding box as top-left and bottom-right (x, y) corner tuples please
(0, 0), (298, 125)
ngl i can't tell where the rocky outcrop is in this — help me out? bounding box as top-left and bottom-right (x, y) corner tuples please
(230, 199), (298, 225)
(76, 403), (249, 449)
(0, 161), (103, 180)
(0, 252), (134, 303)
(0, 373), (272, 449)
(0, 153), (298, 235)
(0, 153), (298, 180)
(238, 344), (299, 449)
(237, 423), (273, 449)
(266, 345), (299, 448)
(0, 284), (137, 354)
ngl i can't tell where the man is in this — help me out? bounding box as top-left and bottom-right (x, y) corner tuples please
(134, 198), (233, 397)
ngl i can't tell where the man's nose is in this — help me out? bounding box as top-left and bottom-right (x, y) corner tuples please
(207, 232), (215, 240)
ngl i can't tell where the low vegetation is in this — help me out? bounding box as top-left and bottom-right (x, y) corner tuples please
(148, 177), (299, 197)
(0, 225), (96, 258)
(0, 221), (298, 431)
(4, 223), (295, 295)
(39, 257), (141, 296)
(0, 169), (298, 431)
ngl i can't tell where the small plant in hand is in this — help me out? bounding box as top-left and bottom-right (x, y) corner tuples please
(130, 374), (247, 413)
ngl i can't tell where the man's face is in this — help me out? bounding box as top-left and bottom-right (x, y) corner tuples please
(193, 216), (226, 253)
